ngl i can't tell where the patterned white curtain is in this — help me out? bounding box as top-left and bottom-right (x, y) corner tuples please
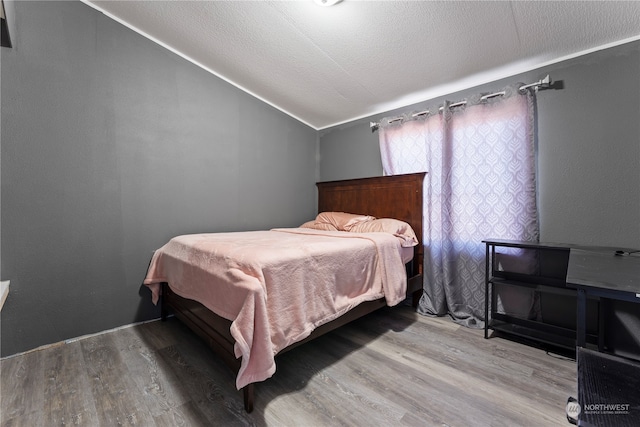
(378, 84), (539, 327)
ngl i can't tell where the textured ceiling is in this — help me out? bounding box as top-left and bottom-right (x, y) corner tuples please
(85, 1), (640, 130)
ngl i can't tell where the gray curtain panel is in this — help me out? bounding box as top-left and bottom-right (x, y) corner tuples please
(378, 84), (539, 327)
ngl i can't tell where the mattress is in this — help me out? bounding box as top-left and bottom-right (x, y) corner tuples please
(143, 227), (411, 389)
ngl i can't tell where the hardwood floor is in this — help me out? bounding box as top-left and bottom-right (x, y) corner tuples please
(1, 305), (576, 426)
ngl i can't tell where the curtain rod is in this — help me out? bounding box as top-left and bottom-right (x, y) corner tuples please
(370, 75), (552, 132)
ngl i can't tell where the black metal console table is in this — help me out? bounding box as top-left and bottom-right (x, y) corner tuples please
(483, 239), (600, 350)
(566, 248), (640, 349)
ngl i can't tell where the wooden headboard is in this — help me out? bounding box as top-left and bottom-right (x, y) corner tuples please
(316, 172), (425, 283)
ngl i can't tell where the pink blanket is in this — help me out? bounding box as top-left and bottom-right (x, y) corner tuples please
(143, 228), (408, 389)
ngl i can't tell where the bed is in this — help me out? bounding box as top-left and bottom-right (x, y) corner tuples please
(143, 172), (425, 412)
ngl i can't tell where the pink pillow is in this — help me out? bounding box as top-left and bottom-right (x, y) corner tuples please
(349, 218), (419, 247)
(315, 212), (375, 231)
(299, 220), (339, 231)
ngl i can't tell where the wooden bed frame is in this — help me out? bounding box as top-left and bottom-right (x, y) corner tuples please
(160, 172), (425, 412)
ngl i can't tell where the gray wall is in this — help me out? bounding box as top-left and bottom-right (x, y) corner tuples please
(320, 40), (640, 249)
(0, 1), (317, 356)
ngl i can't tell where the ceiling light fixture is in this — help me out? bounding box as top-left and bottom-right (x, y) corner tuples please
(314, 0), (342, 7)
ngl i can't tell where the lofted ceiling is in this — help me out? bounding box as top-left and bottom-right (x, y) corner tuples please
(84, 1), (640, 130)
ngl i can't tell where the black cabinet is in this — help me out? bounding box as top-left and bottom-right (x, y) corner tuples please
(484, 239), (599, 350)
(577, 347), (640, 425)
